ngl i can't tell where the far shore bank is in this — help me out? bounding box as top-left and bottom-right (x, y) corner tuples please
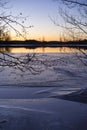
(0, 40), (87, 49)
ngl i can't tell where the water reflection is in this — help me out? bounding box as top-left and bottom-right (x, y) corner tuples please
(0, 47), (87, 53)
(0, 48), (11, 52)
(8, 47), (87, 53)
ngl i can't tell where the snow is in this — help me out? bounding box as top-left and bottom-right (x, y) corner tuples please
(0, 51), (87, 129)
(0, 91), (87, 130)
(0, 53), (87, 88)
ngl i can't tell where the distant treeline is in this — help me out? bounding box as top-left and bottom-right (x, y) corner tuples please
(0, 39), (87, 49)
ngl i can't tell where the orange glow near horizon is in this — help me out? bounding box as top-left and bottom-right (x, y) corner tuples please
(11, 33), (60, 42)
(6, 0), (86, 43)
(9, 47), (84, 53)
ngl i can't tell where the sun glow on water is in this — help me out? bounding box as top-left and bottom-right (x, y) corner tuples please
(9, 47), (82, 53)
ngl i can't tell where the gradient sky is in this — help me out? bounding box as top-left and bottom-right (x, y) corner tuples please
(9, 0), (62, 41)
(9, 0), (85, 41)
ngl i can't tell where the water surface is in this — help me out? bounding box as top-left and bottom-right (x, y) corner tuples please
(0, 47), (87, 89)
(0, 47), (87, 53)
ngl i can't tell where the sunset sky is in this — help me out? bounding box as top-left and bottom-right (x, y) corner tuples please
(8, 0), (86, 41)
(9, 0), (63, 41)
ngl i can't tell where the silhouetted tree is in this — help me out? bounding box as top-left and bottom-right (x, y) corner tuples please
(54, 0), (87, 41)
(0, 29), (11, 41)
(0, 52), (45, 74)
(0, 0), (33, 40)
(50, 0), (87, 66)
(0, 0), (41, 74)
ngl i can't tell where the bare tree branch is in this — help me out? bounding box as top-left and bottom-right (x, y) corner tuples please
(0, 0), (33, 40)
(61, 0), (87, 7)
(53, 0), (87, 41)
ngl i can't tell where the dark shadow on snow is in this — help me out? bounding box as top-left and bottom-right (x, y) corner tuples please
(51, 89), (87, 104)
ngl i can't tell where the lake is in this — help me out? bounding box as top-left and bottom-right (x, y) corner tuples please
(0, 46), (87, 130)
(0, 46), (87, 53)
(0, 47), (87, 90)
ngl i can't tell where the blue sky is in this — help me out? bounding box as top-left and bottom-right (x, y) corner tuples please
(4, 0), (86, 41)
(9, 0), (85, 41)
(9, 0), (62, 41)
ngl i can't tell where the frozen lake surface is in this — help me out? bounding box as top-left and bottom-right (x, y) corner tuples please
(0, 51), (87, 130)
(0, 86), (87, 130)
(0, 52), (87, 89)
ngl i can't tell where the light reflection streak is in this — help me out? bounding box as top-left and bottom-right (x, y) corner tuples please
(0, 47), (86, 53)
(7, 47), (86, 53)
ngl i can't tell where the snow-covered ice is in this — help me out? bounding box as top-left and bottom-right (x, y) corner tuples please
(0, 51), (87, 130)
